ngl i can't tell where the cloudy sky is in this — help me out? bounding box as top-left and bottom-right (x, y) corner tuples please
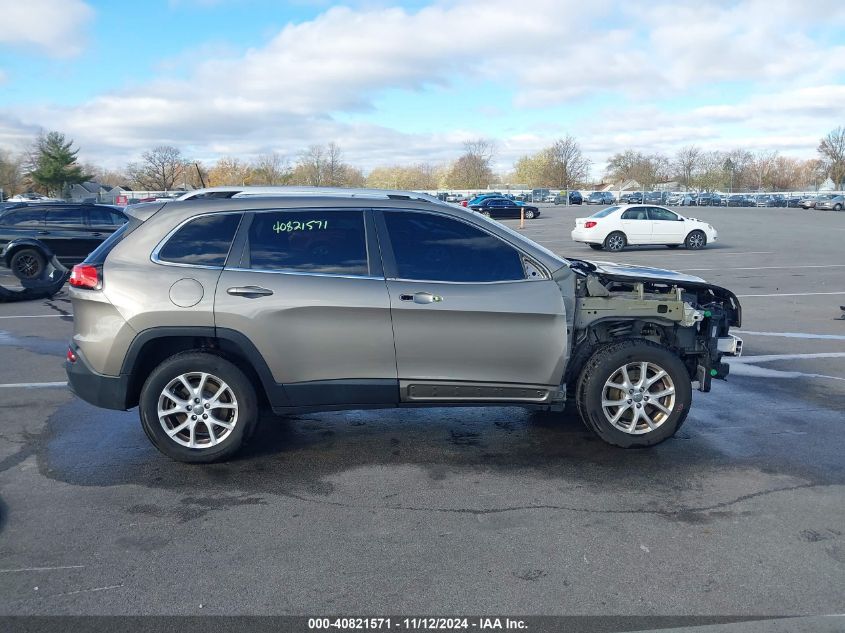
(0, 0), (843, 176)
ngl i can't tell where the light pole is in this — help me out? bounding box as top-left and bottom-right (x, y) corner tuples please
(724, 158), (734, 193)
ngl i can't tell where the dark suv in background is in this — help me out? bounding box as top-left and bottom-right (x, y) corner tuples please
(0, 203), (127, 279)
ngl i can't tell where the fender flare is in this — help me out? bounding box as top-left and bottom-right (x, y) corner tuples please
(2, 237), (55, 268)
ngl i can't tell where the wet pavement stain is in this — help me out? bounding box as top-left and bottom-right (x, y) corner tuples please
(20, 372), (843, 527)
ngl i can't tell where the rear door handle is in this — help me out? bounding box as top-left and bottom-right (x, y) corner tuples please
(37, 230), (50, 235)
(227, 286), (274, 298)
(399, 292), (442, 304)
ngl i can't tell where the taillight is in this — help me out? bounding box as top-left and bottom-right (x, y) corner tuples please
(67, 347), (77, 363)
(461, 201), (468, 207)
(69, 264), (101, 289)
(584, 221), (598, 228)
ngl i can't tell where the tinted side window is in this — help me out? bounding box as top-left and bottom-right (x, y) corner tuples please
(384, 212), (525, 283)
(248, 210), (368, 276)
(649, 207), (679, 221)
(622, 208), (648, 220)
(88, 207), (127, 226)
(158, 213), (242, 267)
(1, 209), (45, 226)
(46, 207), (86, 226)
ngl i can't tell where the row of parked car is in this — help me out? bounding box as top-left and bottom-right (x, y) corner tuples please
(557, 191), (843, 209)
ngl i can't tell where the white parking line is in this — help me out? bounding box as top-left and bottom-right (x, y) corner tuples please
(0, 381), (67, 388)
(737, 291), (845, 297)
(0, 314), (70, 319)
(736, 330), (845, 341)
(735, 352), (845, 363)
(681, 265), (845, 272)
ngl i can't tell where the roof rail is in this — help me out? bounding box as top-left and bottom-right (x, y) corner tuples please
(176, 186), (446, 205)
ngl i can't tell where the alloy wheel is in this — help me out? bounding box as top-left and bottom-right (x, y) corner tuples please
(157, 372), (238, 448)
(601, 361), (676, 435)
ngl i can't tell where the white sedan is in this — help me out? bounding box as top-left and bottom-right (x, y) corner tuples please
(571, 204), (718, 252)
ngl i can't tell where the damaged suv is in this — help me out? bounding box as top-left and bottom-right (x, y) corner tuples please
(65, 188), (742, 462)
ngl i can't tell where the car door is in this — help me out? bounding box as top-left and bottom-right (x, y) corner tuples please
(42, 206), (100, 262)
(648, 206), (686, 243)
(375, 209), (567, 404)
(86, 206), (126, 240)
(619, 207), (652, 244)
(214, 208), (398, 408)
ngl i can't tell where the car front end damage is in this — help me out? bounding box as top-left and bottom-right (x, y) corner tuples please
(564, 259), (742, 393)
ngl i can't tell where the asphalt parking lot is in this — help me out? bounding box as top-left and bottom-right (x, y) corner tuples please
(0, 205), (843, 618)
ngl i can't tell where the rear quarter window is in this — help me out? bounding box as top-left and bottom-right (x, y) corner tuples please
(156, 213), (242, 267)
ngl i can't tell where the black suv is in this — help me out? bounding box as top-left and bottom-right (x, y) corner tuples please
(0, 203), (127, 280)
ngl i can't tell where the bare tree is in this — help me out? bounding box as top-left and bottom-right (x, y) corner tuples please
(293, 144), (327, 186)
(324, 142), (345, 186)
(605, 150), (669, 189)
(445, 139), (495, 189)
(0, 149), (26, 198)
(818, 126), (845, 189)
(748, 150), (778, 191)
(673, 146), (702, 189)
(252, 152), (290, 185)
(126, 146), (187, 190)
(546, 136), (591, 188)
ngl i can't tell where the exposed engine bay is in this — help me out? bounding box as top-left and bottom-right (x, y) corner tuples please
(565, 258), (742, 392)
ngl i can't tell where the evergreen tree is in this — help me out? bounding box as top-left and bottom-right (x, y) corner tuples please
(29, 131), (91, 196)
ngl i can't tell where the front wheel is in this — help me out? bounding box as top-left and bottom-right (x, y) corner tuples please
(835, 204), (843, 211)
(685, 230), (707, 249)
(604, 231), (627, 252)
(139, 352), (258, 463)
(575, 340), (692, 447)
(10, 248), (46, 280)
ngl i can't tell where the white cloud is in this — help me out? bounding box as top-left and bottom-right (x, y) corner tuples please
(0, 0), (842, 170)
(0, 0), (94, 57)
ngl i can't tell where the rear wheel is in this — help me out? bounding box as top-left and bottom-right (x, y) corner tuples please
(589, 244), (603, 250)
(139, 352), (258, 463)
(575, 340), (691, 448)
(10, 248), (46, 280)
(685, 230), (707, 250)
(523, 208), (536, 219)
(604, 231), (627, 252)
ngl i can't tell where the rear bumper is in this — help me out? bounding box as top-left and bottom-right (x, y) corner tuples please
(66, 343), (131, 411)
(571, 228), (600, 243)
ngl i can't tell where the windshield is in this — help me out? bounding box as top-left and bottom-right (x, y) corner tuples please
(590, 206), (620, 218)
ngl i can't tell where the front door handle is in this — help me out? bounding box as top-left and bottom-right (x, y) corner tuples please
(227, 286), (274, 298)
(399, 292), (442, 304)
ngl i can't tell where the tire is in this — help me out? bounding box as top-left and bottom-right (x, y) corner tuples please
(589, 244), (603, 250)
(835, 204), (843, 211)
(10, 248), (46, 281)
(667, 244), (681, 249)
(139, 352), (258, 463)
(604, 231), (627, 252)
(481, 210), (492, 217)
(523, 208), (536, 219)
(685, 230), (707, 250)
(575, 339), (692, 448)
